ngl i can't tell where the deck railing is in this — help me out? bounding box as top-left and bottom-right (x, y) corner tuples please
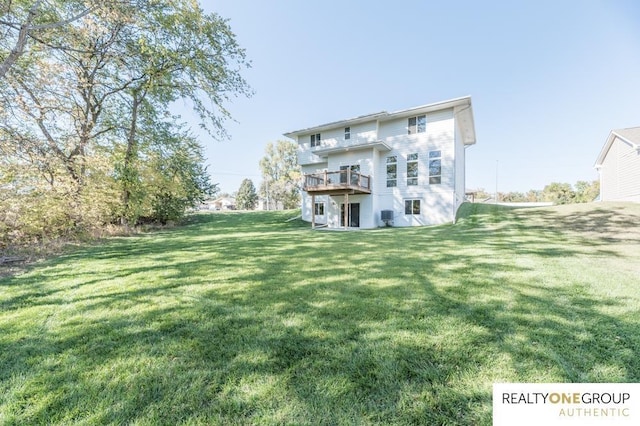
(303, 170), (371, 193)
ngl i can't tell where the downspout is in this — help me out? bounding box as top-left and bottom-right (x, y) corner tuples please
(595, 165), (603, 202)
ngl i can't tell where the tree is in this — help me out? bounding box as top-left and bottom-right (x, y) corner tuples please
(526, 189), (543, 202)
(259, 140), (301, 210)
(111, 0), (251, 223)
(0, 0), (96, 79)
(542, 182), (575, 205)
(574, 180), (599, 203)
(236, 178), (257, 210)
(0, 1), (250, 245)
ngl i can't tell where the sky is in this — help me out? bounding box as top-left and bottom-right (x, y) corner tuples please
(185, 0), (640, 195)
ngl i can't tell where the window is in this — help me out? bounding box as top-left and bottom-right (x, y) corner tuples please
(408, 115), (426, 134)
(429, 150), (441, 184)
(407, 153), (418, 186)
(310, 133), (321, 148)
(344, 127), (351, 140)
(404, 199), (421, 215)
(386, 156), (397, 187)
(340, 164), (360, 184)
(314, 202), (325, 215)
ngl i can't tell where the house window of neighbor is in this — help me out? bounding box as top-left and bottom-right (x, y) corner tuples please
(314, 202), (325, 215)
(310, 133), (321, 148)
(344, 127), (351, 140)
(404, 199), (421, 215)
(386, 156), (397, 187)
(408, 114), (426, 134)
(407, 153), (418, 186)
(429, 150), (441, 184)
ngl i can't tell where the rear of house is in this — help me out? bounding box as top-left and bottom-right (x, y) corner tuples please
(595, 127), (640, 202)
(284, 96), (477, 229)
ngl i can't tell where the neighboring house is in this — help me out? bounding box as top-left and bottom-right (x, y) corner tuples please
(256, 198), (285, 211)
(283, 96), (476, 229)
(595, 127), (640, 202)
(206, 196), (236, 210)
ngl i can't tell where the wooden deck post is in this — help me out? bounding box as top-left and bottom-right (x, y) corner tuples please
(344, 193), (348, 229)
(311, 194), (315, 229)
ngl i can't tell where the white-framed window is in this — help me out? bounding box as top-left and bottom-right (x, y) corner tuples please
(344, 127), (351, 140)
(404, 199), (421, 215)
(429, 150), (441, 184)
(408, 115), (426, 134)
(310, 133), (321, 148)
(339, 164), (360, 184)
(386, 156), (397, 187)
(314, 202), (325, 215)
(407, 153), (418, 186)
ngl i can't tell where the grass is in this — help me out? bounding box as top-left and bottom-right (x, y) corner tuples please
(1, 202), (639, 425)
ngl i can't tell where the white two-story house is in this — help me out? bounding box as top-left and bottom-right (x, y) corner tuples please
(283, 96), (476, 229)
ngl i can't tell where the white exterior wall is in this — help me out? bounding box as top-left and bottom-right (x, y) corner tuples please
(300, 163), (328, 222)
(454, 113), (467, 218)
(600, 138), (640, 202)
(313, 122), (378, 151)
(374, 109), (456, 226)
(324, 149), (376, 228)
(297, 135), (325, 165)
(294, 102), (473, 228)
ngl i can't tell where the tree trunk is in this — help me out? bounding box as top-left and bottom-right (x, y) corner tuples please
(121, 89), (143, 225)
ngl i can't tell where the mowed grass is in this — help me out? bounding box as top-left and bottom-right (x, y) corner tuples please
(1, 203), (639, 425)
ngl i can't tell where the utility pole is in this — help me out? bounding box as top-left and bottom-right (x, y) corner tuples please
(495, 160), (499, 204)
(266, 178), (270, 211)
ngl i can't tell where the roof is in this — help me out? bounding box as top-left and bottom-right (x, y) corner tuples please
(283, 96), (476, 145)
(595, 127), (640, 167)
(283, 111), (388, 138)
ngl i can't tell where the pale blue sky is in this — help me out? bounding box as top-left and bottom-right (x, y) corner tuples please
(189, 0), (640, 194)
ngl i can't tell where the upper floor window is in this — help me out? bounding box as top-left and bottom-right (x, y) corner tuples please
(344, 127), (351, 140)
(310, 133), (321, 148)
(429, 150), (441, 184)
(407, 153), (418, 186)
(408, 115), (426, 134)
(386, 156), (397, 187)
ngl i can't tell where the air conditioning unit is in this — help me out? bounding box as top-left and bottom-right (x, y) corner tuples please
(381, 210), (394, 227)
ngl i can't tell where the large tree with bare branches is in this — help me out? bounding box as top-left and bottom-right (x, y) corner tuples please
(0, 0), (250, 245)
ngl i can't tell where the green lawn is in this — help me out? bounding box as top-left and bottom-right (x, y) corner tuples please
(1, 203), (639, 425)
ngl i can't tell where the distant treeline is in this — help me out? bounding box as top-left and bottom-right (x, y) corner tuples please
(473, 180), (600, 204)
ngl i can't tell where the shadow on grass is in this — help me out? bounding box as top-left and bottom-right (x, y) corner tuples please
(0, 207), (638, 424)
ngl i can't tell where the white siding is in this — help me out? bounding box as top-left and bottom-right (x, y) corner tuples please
(317, 122), (378, 151)
(297, 135), (325, 165)
(324, 193), (375, 229)
(291, 103), (474, 228)
(601, 138), (640, 202)
(454, 115), (467, 217)
(374, 188), (453, 227)
(300, 164), (327, 222)
(297, 122), (378, 166)
(372, 109), (456, 225)
(327, 150), (374, 176)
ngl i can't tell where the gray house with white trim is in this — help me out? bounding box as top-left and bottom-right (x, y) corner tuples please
(595, 127), (640, 202)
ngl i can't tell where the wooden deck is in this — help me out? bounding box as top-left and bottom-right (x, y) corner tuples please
(303, 170), (371, 195)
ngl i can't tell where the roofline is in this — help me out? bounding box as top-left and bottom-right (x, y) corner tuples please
(312, 140), (392, 157)
(595, 129), (640, 167)
(283, 96), (473, 138)
(381, 96), (472, 121)
(283, 111), (388, 138)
